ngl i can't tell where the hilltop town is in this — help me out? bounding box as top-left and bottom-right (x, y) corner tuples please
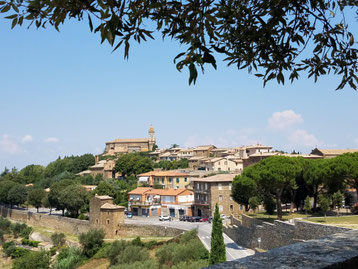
(1, 125), (358, 269)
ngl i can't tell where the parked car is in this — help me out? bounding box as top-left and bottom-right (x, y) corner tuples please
(179, 215), (186, 221)
(191, 216), (201, 222)
(184, 216), (192, 222)
(126, 212), (133, 218)
(199, 217), (209, 222)
(159, 215), (172, 221)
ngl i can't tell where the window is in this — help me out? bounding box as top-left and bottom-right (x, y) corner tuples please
(219, 195), (223, 201)
(229, 183), (232, 190)
(107, 219), (110, 224)
(205, 183), (208, 190)
(161, 178), (164, 184)
(219, 205), (223, 212)
(230, 196), (233, 201)
(169, 178), (172, 183)
(184, 177), (187, 182)
(224, 161), (227, 165)
(176, 178), (180, 183)
(218, 183), (222, 190)
(196, 183), (199, 190)
(230, 205), (233, 211)
(240, 205), (243, 210)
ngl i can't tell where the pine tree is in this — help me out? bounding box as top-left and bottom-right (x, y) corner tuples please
(209, 204), (226, 265)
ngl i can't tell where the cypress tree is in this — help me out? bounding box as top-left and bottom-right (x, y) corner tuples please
(209, 203), (226, 265)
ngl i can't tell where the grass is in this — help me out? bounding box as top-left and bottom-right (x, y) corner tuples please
(247, 212), (316, 222)
(0, 247), (13, 269)
(77, 258), (110, 269)
(305, 215), (358, 229)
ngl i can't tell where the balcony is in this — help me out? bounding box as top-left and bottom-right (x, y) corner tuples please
(129, 200), (161, 206)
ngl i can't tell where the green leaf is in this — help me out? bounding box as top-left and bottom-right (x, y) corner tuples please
(173, 52), (185, 64)
(11, 17), (17, 29)
(88, 14), (93, 32)
(1, 4), (10, 13)
(189, 63), (198, 85)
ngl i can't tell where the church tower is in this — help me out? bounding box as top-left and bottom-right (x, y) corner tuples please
(148, 124), (156, 150)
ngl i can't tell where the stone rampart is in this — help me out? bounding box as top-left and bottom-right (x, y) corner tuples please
(224, 214), (352, 250)
(117, 224), (184, 238)
(1, 206), (184, 238)
(0, 206), (90, 235)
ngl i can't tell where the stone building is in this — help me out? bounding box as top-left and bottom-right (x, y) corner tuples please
(191, 174), (244, 217)
(89, 195), (125, 238)
(104, 125), (156, 155)
(137, 170), (190, 188)
(311, 148), (358, 158)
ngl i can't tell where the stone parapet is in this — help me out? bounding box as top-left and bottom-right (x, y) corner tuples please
(207, 230), (358, 269)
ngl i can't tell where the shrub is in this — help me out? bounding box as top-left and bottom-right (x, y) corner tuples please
(51, 232), (66, 247)
(170, 260), (209, 269)
(53, 247), (83, 269)
(11, 247), (30, 259)
(107, 240), (129, 265)
(114, 245), (149, 265)
(109, 259), (157, 269)
(2, 241), (16, 257)
(10, 222), (32, 239)
(144, 240), (158, 249)
(21, 238), (40, 247)
(351, 203), (358, 214)
(0, 217), (11, 233)
(178, 229), (197, 243)
(77, 214), (89, 220)
(12, 250), (50, 269)
(93, 242), (111, 259)
(50, 246), (57, 256)
(79, 229), (105, 257)
(131, 236), (144, 247)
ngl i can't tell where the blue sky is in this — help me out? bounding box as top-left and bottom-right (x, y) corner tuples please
(0, 14), (357, 171)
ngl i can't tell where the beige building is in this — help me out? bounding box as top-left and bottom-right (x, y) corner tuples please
(79, 158), (118, 179)
(104, 125), (156, 155)
(204, 157), (243, 172)
(128, 187), (194, 217)
(311, 148), (358, 158)
(137, 170), (190, 188)
(193, 145), (216, 157)
(191, 174), (243, 217)
(89, 195), (125, 238)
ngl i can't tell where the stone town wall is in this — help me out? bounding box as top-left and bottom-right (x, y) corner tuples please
(224, 214), (351, 250)
(116, 224), (184, 238)
(1, 206), (184, 238)
(0, 206), (90, 235)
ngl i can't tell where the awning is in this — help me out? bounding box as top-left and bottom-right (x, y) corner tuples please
(154, 195), (160, 199)
(138, 176), (149, 182)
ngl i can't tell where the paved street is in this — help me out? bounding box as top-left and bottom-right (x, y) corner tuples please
(126, 216), (254, 261)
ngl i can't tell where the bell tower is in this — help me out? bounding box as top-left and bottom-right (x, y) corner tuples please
(148, 124), (156, 150)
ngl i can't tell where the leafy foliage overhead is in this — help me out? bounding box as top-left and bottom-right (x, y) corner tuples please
(1, 0), (357, 89)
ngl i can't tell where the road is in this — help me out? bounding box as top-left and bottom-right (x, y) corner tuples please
(126, 216), (254, 261)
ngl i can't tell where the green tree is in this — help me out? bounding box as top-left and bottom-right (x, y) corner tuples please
(51, 233), (66, 247)
(248, 197), (260, 213)
(79, 229), (105, 258)
(48, 179), (75, 215)
(232, 175), (258, 211)
(27, 188), (46, 212)
(19, 164), (45, 184)
(304, 196), (312, 215)
(12, 250), (50, 269)
(0, 180), (16, 205)
(58, 185), (87, 217)
(332, 191), (344, 216)
(115, 154), (153, 177)
(7, 184), (27, 207)
(318, 194), (330, 220)
(2, 1), (357, 90)
(209, 204), (226, 265)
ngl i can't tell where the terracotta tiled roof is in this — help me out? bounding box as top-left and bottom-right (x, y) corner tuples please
(193, 145), (216, 151)
(191, 174), (238, 182)
(137, 171), (190, 177)
(128, 187), (191, 196)
(107, 138), (150, 144)
(100, 203), (125, 209)
(317, 149), (358, 155)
